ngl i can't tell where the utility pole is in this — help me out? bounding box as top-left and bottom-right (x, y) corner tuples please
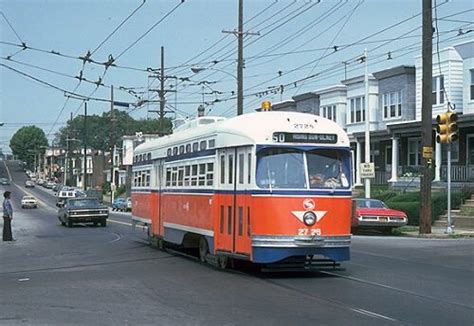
(223, 0), (259, 116)
(159, 46), (166, 134)
(83, 102), (88, 191)
(420, 0), (433, 234)
(110, 85), (115, 203)
(364, 49), (371, 199)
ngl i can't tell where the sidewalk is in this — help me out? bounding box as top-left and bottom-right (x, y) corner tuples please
(400, 226), (474, 238)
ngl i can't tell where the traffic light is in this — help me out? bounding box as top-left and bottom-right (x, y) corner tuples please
(436, 111), (458, 143)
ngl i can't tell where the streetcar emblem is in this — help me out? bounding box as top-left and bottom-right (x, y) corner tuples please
(303, 199), (315, 210)
(292, 210), (327, 224)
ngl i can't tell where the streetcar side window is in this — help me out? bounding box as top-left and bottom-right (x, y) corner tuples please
(220, 155), (225, 184)
(248, 153), (252, 184)
(228, 154), (234, 184)
(192, 142), (199, 152)
(178, 167), (184, 186)
(198, 164), (206, 186)
(208, 139), (215, 149)
(167, 168), (172, 187)
(191, 164), (198, 186)
(206, 163), (214, 186)
(184, 165), (191, 186)
(179, 145), (185, 155)
(238, 153), (244, 184)
(227, 206), (232, 235)
(220, 205), (224, 234)
(185, 144), (191, 153)
(238, 206), (243, 236)
(173, 147), (178, 156)
(200, 140), (207, 151)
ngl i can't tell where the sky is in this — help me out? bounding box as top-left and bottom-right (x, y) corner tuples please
(0, 0), (473, 153)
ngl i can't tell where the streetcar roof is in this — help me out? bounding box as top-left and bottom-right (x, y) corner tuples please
(134, 111), (350, 157)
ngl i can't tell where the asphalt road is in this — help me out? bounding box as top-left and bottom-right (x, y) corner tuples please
(1, 160), (473, 325)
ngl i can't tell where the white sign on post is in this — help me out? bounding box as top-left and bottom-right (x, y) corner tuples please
(360, 163), (375, 179)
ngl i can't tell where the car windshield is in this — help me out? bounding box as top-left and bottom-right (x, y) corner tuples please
(23, 196), (35, 200)
(68, 199), (100, 207)
(355, 199), (386, 209)
(256, 147), (350, 189)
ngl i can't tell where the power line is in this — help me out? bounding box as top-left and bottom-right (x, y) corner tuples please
(91, 0), (147, 55)
(0, 11), (23, 43)
(114, 0), (185, 61)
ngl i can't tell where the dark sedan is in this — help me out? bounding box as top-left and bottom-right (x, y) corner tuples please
(58, 198), (109, 227)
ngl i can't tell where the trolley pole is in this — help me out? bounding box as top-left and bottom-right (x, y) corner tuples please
(420, 0), (433, 234)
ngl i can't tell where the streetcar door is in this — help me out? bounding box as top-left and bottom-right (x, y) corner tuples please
(233, 146), (252, 256)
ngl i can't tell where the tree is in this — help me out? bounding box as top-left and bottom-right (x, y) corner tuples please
(54, 110), (173, 151)
(10, 126), (48, 166)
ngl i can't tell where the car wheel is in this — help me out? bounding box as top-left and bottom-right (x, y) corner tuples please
(67, 220), (73, 227)
(382, 227), (393, 235)
(101, 219), (107, 227)
(93, 221), (98, 227)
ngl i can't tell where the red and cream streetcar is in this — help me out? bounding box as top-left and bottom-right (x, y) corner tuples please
(131, 111), (352, 269)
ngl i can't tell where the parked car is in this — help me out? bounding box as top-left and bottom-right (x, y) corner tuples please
(111, 198), (125, 211)
(352, 198), (407, 234)
(0, 178), (10, 185)
(21, 195), (38, 209)
(58, 198), (109, 227)
(44, 181), (56, 189)
(25, 180), (35, 188)
(117, 197), (132, 212)
(56, 189), (81, 207)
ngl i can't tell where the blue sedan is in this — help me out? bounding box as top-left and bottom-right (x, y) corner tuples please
(111, 198), (126, 211)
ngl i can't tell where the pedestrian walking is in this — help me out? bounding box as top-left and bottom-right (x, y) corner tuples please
(3, 191), (14, 241)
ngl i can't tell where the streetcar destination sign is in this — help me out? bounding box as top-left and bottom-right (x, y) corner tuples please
(273, 132), (338, 144)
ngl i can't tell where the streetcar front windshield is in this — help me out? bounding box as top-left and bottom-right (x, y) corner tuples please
(256, 147), (350, 189)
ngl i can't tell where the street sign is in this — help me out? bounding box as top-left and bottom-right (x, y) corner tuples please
(422, 146), (433, 159)
(360, 162), (375, 179)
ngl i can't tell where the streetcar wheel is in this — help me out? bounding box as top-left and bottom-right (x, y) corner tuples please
(198, 237), (209, 263)
(217, 255), (229, 269)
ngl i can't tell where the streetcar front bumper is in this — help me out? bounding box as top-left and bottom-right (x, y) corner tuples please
(252, 235), (351, 263)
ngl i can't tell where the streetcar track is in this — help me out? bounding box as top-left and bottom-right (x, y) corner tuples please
(0, 255), (176, 276)
(255, 274), (400, 323)
(351, 248), (474, 273)
(320, 270), (474, 310)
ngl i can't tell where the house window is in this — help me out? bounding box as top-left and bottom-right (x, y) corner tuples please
(470, 69), (474, 101)
(321, 105), (336, 122)
(408, 138), (421, 166)
(432, 75), (445, 105)
(350, 96), (365, 123)
(383, 91), (402, 119)
(322, 105), (336, 122)
(441, 141), (459, 162)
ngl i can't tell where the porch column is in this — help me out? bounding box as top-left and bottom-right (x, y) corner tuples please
(434, 141), (441, 181)
(356, 141), (362, 186)
(388, 137), (399, 182)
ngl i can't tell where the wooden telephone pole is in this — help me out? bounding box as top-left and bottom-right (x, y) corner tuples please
(420, 0), (433, 234)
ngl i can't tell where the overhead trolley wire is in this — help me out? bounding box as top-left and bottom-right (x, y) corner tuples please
(90, 0), (147, 56)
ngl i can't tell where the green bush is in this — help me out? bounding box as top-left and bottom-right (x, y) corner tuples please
(386, 201), (420, 226)
(383, 191), (468, 225)
(373, 190), (399, 202)
(116, 184), (126, 197)
(387, 192), (420, 203)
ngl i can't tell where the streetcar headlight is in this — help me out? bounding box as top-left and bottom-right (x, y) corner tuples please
(303, 211), (317, 226)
